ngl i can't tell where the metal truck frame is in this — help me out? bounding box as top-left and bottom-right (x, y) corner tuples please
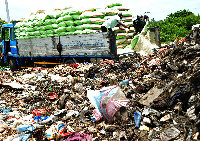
(1, 22), (117, 71)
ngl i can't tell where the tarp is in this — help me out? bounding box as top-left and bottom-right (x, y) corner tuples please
(87, 86), (129, 121)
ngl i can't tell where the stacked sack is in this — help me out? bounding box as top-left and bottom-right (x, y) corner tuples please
(14, 8), (104, 39)
(14, 3), (135, 50)
(79, 8), (105, 34)
(99, 3), (135, 49)
(111, 5), (135, 49)
(15, 9), (63, 39)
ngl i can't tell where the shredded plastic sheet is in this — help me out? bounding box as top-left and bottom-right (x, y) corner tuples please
(93, 109), (103, 121)
(64, 132), (93, 141)
(87, 86), (116, 116)
(17, 125), (35, 133)
(133, 34), (155, 56)
(87, 86), (129, 121)
(32, 109), (47, 116)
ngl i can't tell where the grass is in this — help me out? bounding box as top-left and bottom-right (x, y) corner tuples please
(0, 62), (9, 71)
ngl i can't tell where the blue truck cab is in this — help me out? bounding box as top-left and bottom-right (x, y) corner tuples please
(1, 22), (117, 71)
(1, 22), (17, 61)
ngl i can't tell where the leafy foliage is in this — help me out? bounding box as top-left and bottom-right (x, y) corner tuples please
(0, 62), (9, 70)
(0, 18), (8, 41)
(148, 9), (200, 43)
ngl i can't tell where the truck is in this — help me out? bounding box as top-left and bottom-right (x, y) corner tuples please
(1, 22), (117, 71)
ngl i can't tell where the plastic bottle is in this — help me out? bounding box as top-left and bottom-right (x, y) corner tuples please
(119, 79), (130, 86)
(134, 111), (141, 128)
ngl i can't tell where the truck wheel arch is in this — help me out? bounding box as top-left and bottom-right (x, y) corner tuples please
(10, 57), (17, 71)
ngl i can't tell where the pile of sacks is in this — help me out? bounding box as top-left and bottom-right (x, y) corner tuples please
(0, 27), (200, 140)
(14, 3), (134, 40)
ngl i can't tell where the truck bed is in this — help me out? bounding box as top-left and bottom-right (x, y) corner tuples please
(17, 32), (116, 57)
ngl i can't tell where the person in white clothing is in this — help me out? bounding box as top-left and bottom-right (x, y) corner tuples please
(101, 12), (130, 32)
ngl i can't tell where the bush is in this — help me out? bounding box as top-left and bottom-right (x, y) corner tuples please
(148, 9), (200, 43)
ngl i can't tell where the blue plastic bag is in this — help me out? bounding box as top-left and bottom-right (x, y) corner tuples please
(3, 108), (12, 113)
(119, 79), (130, 86)
(19, 134), (31, 141)
(17, 125), (35, 133)
(34, 116), (41, 121)
(134, 111), (141, 128)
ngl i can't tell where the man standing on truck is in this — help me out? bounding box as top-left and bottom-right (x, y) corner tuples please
(101, 12), (130, 32)
(133, 14), (149, 36)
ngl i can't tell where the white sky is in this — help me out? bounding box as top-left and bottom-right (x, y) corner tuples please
(0, 0), (200, 22)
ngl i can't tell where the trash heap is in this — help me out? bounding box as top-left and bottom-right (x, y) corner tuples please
(0, 27), (199, 140)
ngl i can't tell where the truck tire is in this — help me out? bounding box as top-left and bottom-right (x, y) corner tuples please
(10, 57), (17, 71)
(64, 58), (77, 65)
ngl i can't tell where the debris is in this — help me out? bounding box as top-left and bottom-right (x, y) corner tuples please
(134, 111), (142, 128)
(160, 126), (180, 141)
(0, 24), (200, 140)
(139, 87), (164, 106)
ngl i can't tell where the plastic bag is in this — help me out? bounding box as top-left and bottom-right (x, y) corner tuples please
(80, 14), (90, 19)
(125, 22), (133, 27)
(17, 125), (35, 133)
(61, 10), (70, 17)
(47, 34), (54, 37)
(81, 24), (92, 29)
(59, 32), (67, 36)
(90, 24), (101, 30)
(64, 132), (92, 141)
(116, 39), (126, 45)
(44, 19), (52, 25)
(89, 18), (105, 25)
(63, 15), (73, 21)
(64, 21), (74, 26)
(121, 11), (132, 17)
(33, 26), (39, 31)
(80, 19), (91, 24)
(45, 25), (53, 30)
(66, 32), (74, 35)
(101, 86), (129, 121)
(131, 36), (139, 49)
(85, 11), (105, 18)
(73, 30), (82, 34)
(74, 26), (84, 31)
(74, 20), (82, 25)
(55, 27), (67, 33)
(107, 3), (122, 8)
(54, 34), (59, 36)
(26, 28), (34, 32)
(40, 26), (46, 31)
(45, 30), (54, 34)
(113, 27), (125, 33)
(58, 22), (67, 27)
(39, 30), (46, 35)
(71, 15), (80, 20)
(41, 35), (47, 38)
(66, 26), (76, 32)
(82, 29), (92, 34)
(69, 10), (81, 15)
(52, 24), (58, 29)
(134, 111), (141, 128)
(57, 17), (64, 23)
(87, 86), (129, 121)
(33, 31), (40, 36)
(116, 33), (126, 40)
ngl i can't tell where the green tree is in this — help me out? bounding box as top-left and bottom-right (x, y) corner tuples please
(0, 18), (8, 41)
(148, 9), (200, 43)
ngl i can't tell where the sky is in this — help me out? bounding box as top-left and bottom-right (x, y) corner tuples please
(0, 0), (200, 22)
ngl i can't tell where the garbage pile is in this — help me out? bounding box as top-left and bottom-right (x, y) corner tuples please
(0, 28), (200, 140)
